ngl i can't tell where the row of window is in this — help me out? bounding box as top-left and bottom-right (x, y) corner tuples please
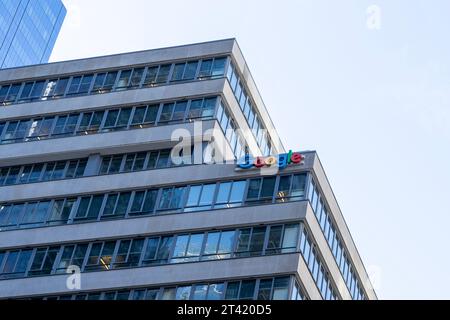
(23, 276), (305, 301)
(0, 173), (307, 231)
(299, 228), (338, 300)
(0, 222), (339, 299)
(0, 158), (87, 186)
(308, 178), (366, 300)
(226, 62), (272, 156)
(0, 96), (220, 145)
(0, 57), (227, 105)
(0, 223), (298, 278)
(0, 144), (211, 188)
(99, 147), (196, 175)
(216, 101), (246, 158)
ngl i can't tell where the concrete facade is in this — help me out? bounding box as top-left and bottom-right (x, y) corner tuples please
(0, 39), (376, 300)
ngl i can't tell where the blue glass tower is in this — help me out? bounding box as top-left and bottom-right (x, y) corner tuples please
(0, 0), (66, 69)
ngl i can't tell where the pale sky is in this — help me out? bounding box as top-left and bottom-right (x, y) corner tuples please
(51, 0), (450, 299)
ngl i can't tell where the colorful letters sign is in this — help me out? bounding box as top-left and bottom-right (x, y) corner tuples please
(237, 150), (305, 170)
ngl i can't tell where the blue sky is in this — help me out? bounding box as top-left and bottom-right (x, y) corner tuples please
(53, 0), (450, 299)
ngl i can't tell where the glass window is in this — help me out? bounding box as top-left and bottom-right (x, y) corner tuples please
(156, 64), (171, 83)
(4, 167), (19, 185)
(109, 155), (123, 173)
(130, 68), (144, 87)
(203, 230), (234, 260)
(192, 284), (208, 300)
(29, 247), (59, 275)
(156, 150), (170, 168)
(67, 76), (81, 95)
(104, 72), (118, 91)
(249, 227), (266, 256)
(161, 288), (176, 300)
(171, 63), (185, 81)
(130, 191), (145, 213)
(225, 282), (240, 300)
(188, 99), (202, 118)
(207, 283), (224, 300)
(131, 106), (146, 125)
(51, 161), (66, 180)
(116, 70), (132, 90)
(102, 194), (118, 217)
(215, 182), (231, 207)
(1, 250), (32, 279)
(78, 75), (93, 94)
(18, 165), (32, 183)
(246, 179), (261, 201)
(142, 189), (158, 214)
(133, 152), (146, 170)
(48, 199), (74, 225)
(116, 108), (132, 127)
(291, 174), (306, 199)
(257, 279), (273, 300)
(172, 233), (204, 263)
(260, 177), (276, 200)
(198, 184), (215, 208)
(229, 181), (245, 206)
(113, 239), (144, 268)
(142, 237), (159, 264)
(272, 277), (290, 300)
(53, 78), (69, 96)
(282, 224), (299, 253)
(266, 225), (282, 254)
(85, 241), (116, 271)
(239, 280), (256, 300)
(19, 82), (33, 101)
(198, 59), (212, 78)
(212, 58), (226, 77)
(202, 97), (216, 118)
(114, 192), (131, 217)
(5, 83), (21, 103)
(183, 61), (198, 80)
(67, 160), (82, 178)
(103, 109), (119, 128)
(15, 121), (30, 141)
(143, 66), (158, 86)
(176, 286), (192, 300)
(123, 154), (135, 172)
(0, 205), (11, 228)
(144, 104), (159, 124)
(63, 114), (78, 135)
(186, 185), (201, 209)
(155, 236), (173, 264)
(0, 86), (8, 102)
(235, 228), (251, 256)
(92, 73), (106, 92)
(159, 103), (174, 122)
(30, 81), (45, 99)
(172, 101), (187, 121)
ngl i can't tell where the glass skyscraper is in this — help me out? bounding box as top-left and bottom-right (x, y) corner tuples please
(0, 0), (66, 69)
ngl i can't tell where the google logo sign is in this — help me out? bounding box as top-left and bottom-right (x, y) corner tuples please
(237, 150), (305, 170)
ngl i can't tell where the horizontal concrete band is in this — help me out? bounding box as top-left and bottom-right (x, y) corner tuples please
(0, 253), (301, 298)
(0, 201), (308, 249)
(0, 39), (236, 82)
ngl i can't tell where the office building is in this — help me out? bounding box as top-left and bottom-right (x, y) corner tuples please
(0, 0), (66, 68)
(0, 39), (376, 300)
